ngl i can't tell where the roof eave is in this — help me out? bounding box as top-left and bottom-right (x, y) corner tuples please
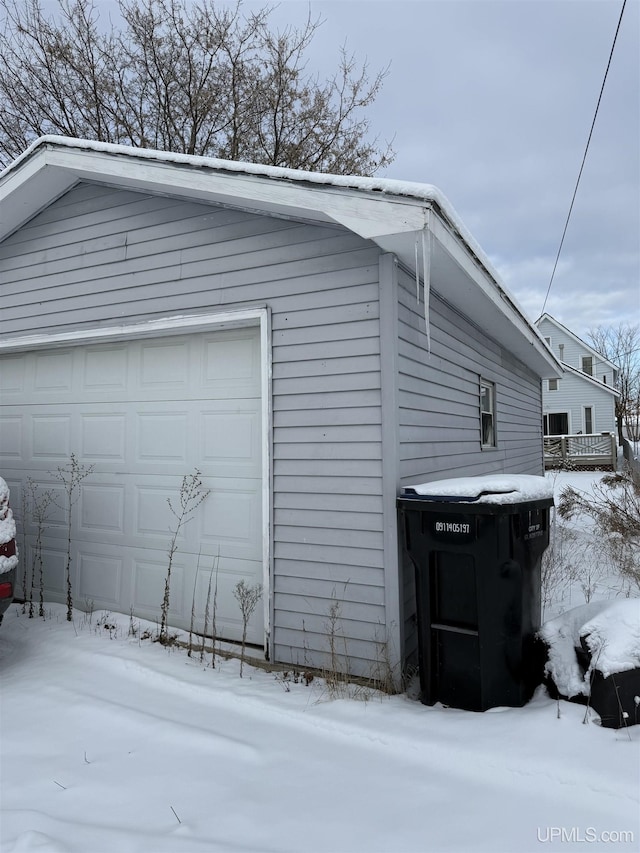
(1, 137), (561, 379)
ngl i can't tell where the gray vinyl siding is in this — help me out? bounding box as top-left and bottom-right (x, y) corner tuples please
(0, 181), (385, 677)
(396, 265), (544, 663)
(543, 372), (617, 435)
(397, 266), (544, 484)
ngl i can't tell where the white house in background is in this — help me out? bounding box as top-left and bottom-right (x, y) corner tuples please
(536, 314), (619, 436)
(0, 137), (561, 684)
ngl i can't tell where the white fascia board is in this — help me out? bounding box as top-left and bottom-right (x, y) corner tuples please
(560, 361), (621, 397)
(0, 142), (427, 240)
(0, 159), (80, 241)
(381, 218), (562, 379)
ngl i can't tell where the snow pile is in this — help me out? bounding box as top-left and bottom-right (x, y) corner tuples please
(540, 599), (640, 697)
(539, 602), (612, 697)
(403, 474), (554, 504)
(580, 598), (640, 679)
(0, 476), (18, 574)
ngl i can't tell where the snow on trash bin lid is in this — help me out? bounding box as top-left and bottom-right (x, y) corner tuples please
(402, 474), (554, 504)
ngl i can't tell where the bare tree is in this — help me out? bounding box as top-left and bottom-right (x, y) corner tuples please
(0, 0), (394, 173)
(587, 323), (640, 443)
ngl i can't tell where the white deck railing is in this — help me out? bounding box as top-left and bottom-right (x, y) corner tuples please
(543, 433), (616, 470)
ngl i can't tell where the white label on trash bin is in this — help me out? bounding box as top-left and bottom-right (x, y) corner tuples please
(430, 518), (475, 540)
(434, 521), (470, 534)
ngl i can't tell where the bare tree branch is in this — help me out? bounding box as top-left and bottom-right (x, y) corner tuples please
(0, 0), (394, 173)
(587, 323), (640, 443)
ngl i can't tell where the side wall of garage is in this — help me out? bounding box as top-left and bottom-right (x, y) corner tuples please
(395, 264), (545, 665)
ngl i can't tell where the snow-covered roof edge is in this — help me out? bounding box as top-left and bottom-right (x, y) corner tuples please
(0, 136), (561, 378)
(4, 135), (446, 201)
(559, 361), (621, 397)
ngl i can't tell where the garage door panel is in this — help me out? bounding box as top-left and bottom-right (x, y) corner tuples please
(0, 357), (25, 392)
(0, 415), (23, 459)
(136, 412), (190, 462)
(77, 548), (124, 606)
(81, 414), (126, 460)
(34, 542), (67, 595)
(80, 484), (126, 534)
(135, 484), (179, 539)
(133, 556), (187, 616)
(82, 346), (128, 390)
(192, 555), (263, 645)
(24, 483), (68, 530)
(201, 408), (261, 476)
(201, 487), (261, 558)
(0, 327), (264, 646)
(203, 334), (260, 386)
(32, 414), (72, 460)
(34, 351), (73, 391)
(140, 339), (190, 387)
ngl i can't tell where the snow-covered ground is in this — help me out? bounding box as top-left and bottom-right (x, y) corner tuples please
(1, 471), (638, 853)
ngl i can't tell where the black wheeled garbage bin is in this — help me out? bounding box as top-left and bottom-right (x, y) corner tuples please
(397, 474), (553, 712)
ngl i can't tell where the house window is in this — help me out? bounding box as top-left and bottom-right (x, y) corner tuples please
(480, 380), (496, 447)
(558, 344), (564, 360)
(603, 374), (607, 385)
(548, 379), (558, 391)
(544, 412), (569, 435)
(582, 356), (593, 376)
(584, 407), (593, 434)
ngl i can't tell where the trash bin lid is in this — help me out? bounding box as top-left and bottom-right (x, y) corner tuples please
(402, 474), (554, 504)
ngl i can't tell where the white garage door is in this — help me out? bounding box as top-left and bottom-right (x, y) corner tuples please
(0, 328), (264, 645)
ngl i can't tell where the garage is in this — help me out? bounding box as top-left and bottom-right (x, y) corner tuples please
(0, 324), (266, 645)
(0, 137), (561, 682)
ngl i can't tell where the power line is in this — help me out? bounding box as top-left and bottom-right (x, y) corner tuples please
(541, 0), (628, 315)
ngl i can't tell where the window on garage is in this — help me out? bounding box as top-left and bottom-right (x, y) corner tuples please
(480, 379), (496, 448)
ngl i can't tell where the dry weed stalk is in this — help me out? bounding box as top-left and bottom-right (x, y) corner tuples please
(233, 579), (262, 677)
(52, 454), (94, 621)
(160, 469), (210, 644)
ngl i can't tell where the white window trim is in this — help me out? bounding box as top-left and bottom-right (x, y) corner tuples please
(480, 378), (496, 448)
(581, 355), (593, 376)
(548, 378), (558, 391)
(0, 308), (274, 657)
(583, 405), (594, 435)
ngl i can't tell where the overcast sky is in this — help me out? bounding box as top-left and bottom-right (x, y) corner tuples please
(248, 0), (639, 341)
(36, 0), (640, 340)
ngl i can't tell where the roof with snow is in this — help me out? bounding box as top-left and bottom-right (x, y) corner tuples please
(0, 136), (560, 377)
